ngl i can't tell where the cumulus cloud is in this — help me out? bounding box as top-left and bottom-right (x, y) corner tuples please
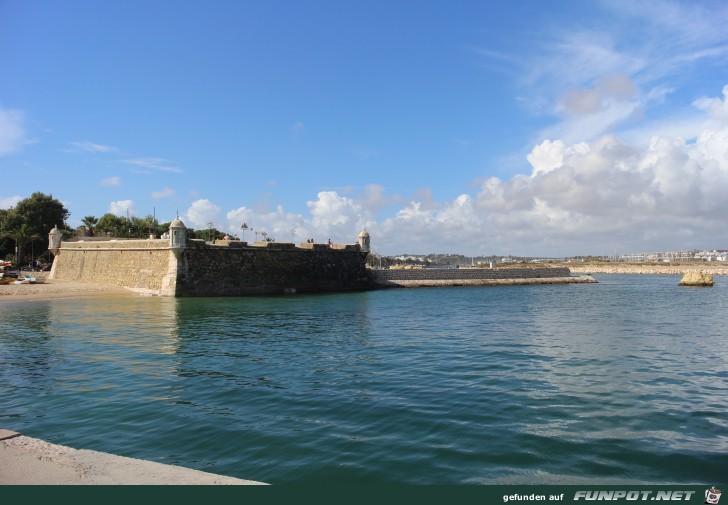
(462, 124), (728, 254)
(185, 199), (221, 229)
(356, 184), (391, 212)
(110, 200), (135, 217)
(0, 108), (27, 155)
(227, 205), (309, 242)
(204, 191), (374, 245)
(100, 176), (121, 186)
(0, 195), (23, 209)
(693, 85), (728, 122)
(151, 187), (175, 199)
(307, 191), (372, 235)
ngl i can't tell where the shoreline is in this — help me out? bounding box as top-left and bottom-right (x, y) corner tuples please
(0, 429), (266, 485)
(568, 264), (728, 275)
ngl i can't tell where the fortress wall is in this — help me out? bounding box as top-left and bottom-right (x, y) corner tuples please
(370, 267), (572, 286)
(176, 241), (372, 296)
(50, 240), (173, 294)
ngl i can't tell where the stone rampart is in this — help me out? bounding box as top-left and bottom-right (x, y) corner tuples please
(50, 238), (372, 296)
(177, 240), (372, 296)
(50, 239), (174, 294)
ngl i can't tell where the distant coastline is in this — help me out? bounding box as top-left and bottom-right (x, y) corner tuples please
(567, 262), (728, 275)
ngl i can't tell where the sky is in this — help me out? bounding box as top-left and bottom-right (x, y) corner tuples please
(2, 0), (728, 257)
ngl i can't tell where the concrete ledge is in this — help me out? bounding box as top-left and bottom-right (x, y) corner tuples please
(0, 431), (266, 485)
(0, 429), (20, 441)
(374, 276), (597, 288)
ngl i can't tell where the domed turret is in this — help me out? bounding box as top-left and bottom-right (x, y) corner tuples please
(357, 229), (370, 253)
(169, 217), (187, 250)
(48, 225), (62, 254)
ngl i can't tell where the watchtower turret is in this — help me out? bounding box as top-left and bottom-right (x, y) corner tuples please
(48, 225), (62, 255)
(357, 229), (370, 253)
(169, 218), (187, 251)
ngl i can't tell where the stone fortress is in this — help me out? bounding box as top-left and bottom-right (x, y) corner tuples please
(48, 220), (589, 297)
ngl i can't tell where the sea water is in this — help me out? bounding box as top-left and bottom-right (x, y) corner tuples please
(1, 275), (726, 484)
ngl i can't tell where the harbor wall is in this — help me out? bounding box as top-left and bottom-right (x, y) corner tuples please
(370, 267), (573, 287)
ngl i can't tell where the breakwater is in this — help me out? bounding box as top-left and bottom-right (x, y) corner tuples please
(370, 267), (593, 287)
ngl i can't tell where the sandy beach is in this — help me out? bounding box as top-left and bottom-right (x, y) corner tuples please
(0, 272), (132, 301)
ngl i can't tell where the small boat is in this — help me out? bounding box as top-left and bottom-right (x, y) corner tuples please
(12, 275), (38, 285)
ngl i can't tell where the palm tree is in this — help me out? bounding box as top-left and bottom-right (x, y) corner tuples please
(4, 224), (39, 267)
(81, 216), (98, 237)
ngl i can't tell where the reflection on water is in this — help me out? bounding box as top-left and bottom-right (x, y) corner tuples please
(1, 278), (727, 484)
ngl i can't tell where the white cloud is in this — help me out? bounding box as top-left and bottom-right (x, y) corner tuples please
(186, 199), (221, 229)
(0, 108), (27, 155)
(207, 191), (373, 245)
(307, 191), (369, 232)
(693, 84), (728, 122)
(227, 205), (309, 242)
(122, 157), (183, 173)
(100, 176), (121, 186)
(69, 141), (118, 153)
(526, 140), (590, 176)
(151, 187), (175, 199)
(0, 195), (23, 209)
(110, 200), (135, 217)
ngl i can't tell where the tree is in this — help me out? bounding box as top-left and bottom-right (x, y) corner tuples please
(0, 193), (69, 260)
(81, 216), (99, 237)
(0, 209), (12, 259)
(96, 213), (124, 237)
(3, 223), (40, 266)
(4, 192), (69, 235)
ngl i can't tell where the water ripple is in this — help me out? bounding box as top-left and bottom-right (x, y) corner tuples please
(1, 276), (727, 483)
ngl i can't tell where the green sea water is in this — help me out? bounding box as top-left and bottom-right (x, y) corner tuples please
(1, 275), (726, 484)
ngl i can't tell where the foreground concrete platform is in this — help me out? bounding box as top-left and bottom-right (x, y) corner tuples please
(0, 429), (266, 485)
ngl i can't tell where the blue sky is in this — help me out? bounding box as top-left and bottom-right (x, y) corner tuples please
(2, 0), (728, 256)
